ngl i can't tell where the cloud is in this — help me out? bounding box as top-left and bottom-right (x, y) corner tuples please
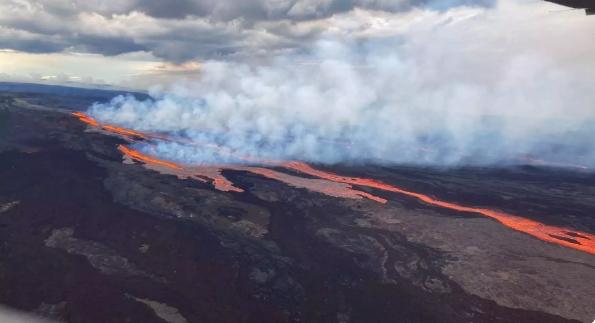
(18, 0), (496, 21)
(0, 0), (494, 62)
(87, 0), (595, 167)
(0, 26), (66, 53)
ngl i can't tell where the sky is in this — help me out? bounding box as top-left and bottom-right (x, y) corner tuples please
(0, 0), (592, 88)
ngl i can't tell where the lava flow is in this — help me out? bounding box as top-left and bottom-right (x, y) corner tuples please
(72, 112), (100, 127)
(117, 144), (386, 202)
(118, 145), (182, 170)
(73, 112), (595, 255)
(73, 112), (147, 140)
(102, 125), (147, 140)
(118, 145), (243, 192)
(282, 161), (595, 255)
(236, 166), (387, 203)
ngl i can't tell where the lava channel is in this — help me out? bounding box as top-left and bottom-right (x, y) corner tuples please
(282, 161), (595, 255)
(234, 166), (387, 203)
(73, 112), (148, 140)
(118, 145), (386, 202)
(118, 145), (243, 192)
(73, 113), (595, 255)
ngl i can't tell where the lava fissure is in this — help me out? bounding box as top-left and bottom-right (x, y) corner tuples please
(118, 145), (182, 170)
(235, 166), (388, 203)
(282, 161), (595, 255)
(74, 112), (595, 255)
(73, 112), (148, 140)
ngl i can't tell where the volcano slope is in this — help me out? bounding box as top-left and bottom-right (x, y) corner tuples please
(0, 90), (594, 323)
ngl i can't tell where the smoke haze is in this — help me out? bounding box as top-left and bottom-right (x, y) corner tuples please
(88, 0), (595, 168)
(0, 306), (58, 323)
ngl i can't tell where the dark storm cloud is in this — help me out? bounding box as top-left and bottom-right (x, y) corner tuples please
(0, 0), (494, 62)
(133, 0), (207, 19)
(75, 35), (147, 56)
(0, 27), (66, 53)
(131, 0), (495, 20)
(146, 29), (246, 62)
(0, 36), (65, 53)
(0, 24), (145, 56)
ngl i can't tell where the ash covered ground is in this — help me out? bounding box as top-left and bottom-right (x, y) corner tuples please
(0, 85), (594, 323)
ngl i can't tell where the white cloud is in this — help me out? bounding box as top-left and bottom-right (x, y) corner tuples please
(87, 0), (595, 167)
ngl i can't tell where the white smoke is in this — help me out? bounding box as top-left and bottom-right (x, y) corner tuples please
(88, 0), (595, 168)
(0, 306), (58, 323)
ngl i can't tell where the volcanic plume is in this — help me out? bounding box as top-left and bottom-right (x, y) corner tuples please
(86, 27), (595, 169)
(73, 112), (595, 255)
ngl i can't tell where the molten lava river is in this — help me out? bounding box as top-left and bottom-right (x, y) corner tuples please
(73, 112), (595, 255)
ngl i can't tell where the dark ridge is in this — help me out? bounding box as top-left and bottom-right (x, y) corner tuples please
(0, 82), (150, 110)
(548, 234), (581, 245)
(565, 231), (591, 240)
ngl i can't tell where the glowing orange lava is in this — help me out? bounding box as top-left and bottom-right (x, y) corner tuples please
(118, 144), (243, 192)
(102, 125), (147, 140)
(72, 112), (148, 140)
(72, 113), (595, 255)
(72, 112), (100, 127)
(118, 145), (182, 170)
(116, 144), (385, 202)
(283, 161), (595, 255)
(236, 166), (387, 203)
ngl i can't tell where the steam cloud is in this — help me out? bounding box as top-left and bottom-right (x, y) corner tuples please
(88, 0), (595, 168)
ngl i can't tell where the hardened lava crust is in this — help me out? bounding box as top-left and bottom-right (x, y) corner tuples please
(0, 90), (594, 323)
